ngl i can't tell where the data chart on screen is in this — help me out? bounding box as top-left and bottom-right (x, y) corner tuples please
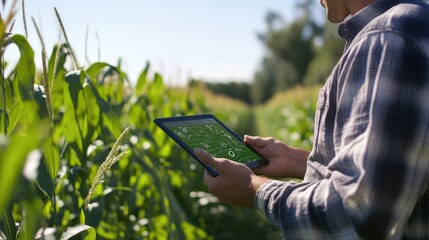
(165, 120), (261, 164)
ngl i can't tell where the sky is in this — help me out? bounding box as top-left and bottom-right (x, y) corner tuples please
(6, 0), (322, 86)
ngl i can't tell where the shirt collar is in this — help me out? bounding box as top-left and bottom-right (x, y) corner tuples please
(338, 0), (415, 45)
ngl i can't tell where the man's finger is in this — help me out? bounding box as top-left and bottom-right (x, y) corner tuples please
(244, 135), (267, 148)
(194, 148), (219, 168)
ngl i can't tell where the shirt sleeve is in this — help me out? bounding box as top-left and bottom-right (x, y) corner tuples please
(254, 30), (429, 239)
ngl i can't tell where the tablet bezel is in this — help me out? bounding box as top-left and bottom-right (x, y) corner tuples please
(153, 114), (268, 177)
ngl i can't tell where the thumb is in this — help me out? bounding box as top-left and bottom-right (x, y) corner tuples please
(194, 148), (219, 168)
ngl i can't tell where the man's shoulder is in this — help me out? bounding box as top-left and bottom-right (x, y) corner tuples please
(363, 1), (429, 46)
(372, 1), (429, 32)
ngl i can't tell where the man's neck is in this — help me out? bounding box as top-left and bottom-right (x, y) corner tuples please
(348, 0), (376, 15)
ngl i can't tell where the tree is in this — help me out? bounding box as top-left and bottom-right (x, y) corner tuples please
(252, 0), (322, 103)
(204, 81), (253, 104)
(252, 56), (298, 103)
(303, 22), (345, 86)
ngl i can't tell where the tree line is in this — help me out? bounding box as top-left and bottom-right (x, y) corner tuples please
(193, 0), (345, 104)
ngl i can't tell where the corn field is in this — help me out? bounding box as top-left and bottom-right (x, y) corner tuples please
(0, 1), (285, 239)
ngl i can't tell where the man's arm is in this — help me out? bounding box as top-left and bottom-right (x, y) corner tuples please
(256, 30), (429, 238)
(194, 134), (309, 207)
(198, 29), (429, 239)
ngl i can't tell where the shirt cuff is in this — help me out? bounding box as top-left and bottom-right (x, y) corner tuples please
(253, 180), (284, 213)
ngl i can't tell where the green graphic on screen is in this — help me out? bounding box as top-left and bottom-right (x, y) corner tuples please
(166, 120), (261, 164)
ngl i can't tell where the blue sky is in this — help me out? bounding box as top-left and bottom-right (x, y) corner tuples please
(9, 0), (323, 85)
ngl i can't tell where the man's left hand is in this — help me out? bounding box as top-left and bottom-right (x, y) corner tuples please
(194, 148), (271, 208)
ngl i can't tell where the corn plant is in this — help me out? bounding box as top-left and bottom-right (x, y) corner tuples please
(0, 1), (280, 239)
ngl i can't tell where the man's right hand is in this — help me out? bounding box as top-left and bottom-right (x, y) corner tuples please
(244, 135), (309, 179)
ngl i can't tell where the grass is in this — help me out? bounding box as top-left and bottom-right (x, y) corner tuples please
(265, 85), (321, 108)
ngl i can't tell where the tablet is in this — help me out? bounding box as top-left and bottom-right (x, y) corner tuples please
(153, 114), (268, 177)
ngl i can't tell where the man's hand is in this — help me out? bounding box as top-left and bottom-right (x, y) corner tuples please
(244, 135), (309, 179)
(194, 148), (271, 208)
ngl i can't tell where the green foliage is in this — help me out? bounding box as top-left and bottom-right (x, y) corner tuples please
(252, 1), (343, 103)
(0, 1), (323, 239)
(303, 23), (345, 86)
(252, 1), (320, 103)
(255, 86), (320, 150)
(0, 5), (280, 239)
(60, 225), (96, 240)
(198, 80), (254, 105)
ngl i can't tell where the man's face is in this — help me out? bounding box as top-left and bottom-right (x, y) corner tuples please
(320, 0), (351, 23)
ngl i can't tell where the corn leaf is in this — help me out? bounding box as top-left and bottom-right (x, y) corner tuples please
(135, 62), (150, 96)
(5, 34), (35, 102)
(63, 71), (99, 163)
(6, 100), (25, 134)
(17, 199), (44, 240)
(0, 130), (44, 213)
(60, 225), (96, 240)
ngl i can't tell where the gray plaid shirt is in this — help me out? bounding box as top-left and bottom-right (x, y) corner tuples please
(254, 0), (429, 239)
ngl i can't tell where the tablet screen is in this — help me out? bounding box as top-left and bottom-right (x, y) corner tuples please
(154, 114), (268, 176)
(162, 117), (262, 164)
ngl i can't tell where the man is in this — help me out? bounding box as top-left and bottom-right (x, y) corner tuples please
(195, 0), (429, 238)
